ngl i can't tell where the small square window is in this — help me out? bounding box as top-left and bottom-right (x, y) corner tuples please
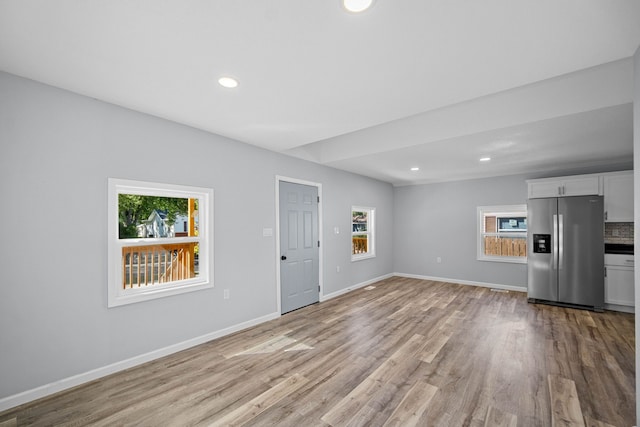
(477, 205), (527, 263)
(108, 178), (213, 307)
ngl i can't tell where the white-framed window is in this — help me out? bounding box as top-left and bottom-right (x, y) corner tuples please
(352, 206), (375, 261)
(108, 178), (213, 307)
(477, 204), (527, 264)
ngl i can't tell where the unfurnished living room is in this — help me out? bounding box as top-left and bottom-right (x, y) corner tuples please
(1, 1), (639, 426)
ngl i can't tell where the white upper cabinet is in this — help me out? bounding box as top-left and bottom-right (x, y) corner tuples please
(527, 180), (564, 198)
(527, 174), (602, 199)
(528, 170), (633, 221)
(603, 171), (634, 222)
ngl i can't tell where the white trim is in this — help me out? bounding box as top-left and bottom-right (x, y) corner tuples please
(0, 311), (279, 413)
(275, 176), (323, 314)
(476, 204), (527, 264)
(352, 253), (376, 262)
(107, 178), (214, 307)
(0, 272), (527, 412)
(351, 206), (376, 261)
(605, 303), (635, 313)
(321, 273), (394, 301)
(394, 272), (527, 293)
(605, 296), (636, 307)
(476, 204), (528, 215)
(478, 256), (527, 264)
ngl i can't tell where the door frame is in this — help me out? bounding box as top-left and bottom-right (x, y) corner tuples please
(275, 175), (323, 315)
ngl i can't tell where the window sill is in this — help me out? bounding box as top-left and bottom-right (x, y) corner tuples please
(477, 256), (527, 264)
(108, 279), (213, 307)
(352, 253), (376, 262)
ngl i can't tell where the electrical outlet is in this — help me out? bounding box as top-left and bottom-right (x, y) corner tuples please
(223, 289), (230, 299)
(336, 266), (340, 273)
(436, 257), (442, 263)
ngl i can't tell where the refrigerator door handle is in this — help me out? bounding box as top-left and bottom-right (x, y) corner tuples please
(553, 214), (558, 270)
(558, 214), (564, 270)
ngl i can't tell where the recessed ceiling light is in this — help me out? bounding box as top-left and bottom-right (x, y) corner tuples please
(479, 157), (491, 162)
(343, 0), (374, 13)
(218, 76), (238, 88)
(410, 167), (420, 171)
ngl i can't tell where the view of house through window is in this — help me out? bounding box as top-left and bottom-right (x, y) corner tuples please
(118, 194), (199, 288)
(477, 205), (527, 263)
(108, 179), (213, 307)
(352, 206), (375, 260)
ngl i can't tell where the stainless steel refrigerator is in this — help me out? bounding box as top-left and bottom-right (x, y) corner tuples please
(527, 195), (604, 310)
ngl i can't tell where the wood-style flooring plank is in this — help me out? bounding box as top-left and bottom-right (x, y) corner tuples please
(0, 277), (635, 426)
(548, 375), (585, 427)
(208, 373), (308, 427)
(381, 379), (437, 427)
(584, 415), (617, 427)
(484, 406), (518, 427)
(320, 334), (426, 426)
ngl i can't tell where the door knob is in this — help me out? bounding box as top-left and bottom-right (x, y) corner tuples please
(281, 255), (287, 260)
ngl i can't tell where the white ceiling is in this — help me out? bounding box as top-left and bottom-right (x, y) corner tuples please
(1, 1), (639, 186)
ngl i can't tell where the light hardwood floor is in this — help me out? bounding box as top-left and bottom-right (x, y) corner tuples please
(0, 277), (635, 426)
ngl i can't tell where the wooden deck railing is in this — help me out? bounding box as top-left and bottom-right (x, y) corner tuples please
(484, 236), (526, 257)
(122, 242), (197, 289)
(352, 237), (368, 255)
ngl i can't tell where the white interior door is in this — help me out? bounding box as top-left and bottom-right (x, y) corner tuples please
(279, 181), (319, 314)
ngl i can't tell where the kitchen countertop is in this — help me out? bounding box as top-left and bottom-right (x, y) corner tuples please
(604, 243), (634, 255)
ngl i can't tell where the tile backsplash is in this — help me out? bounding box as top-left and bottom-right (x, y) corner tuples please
(604, 222), (634, 244)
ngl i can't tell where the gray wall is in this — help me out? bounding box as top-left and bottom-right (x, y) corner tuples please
(633, 45), (639, 427)
(0, 68), (634, 406)
(393, 165), (634, 289)
(0, 72), (394, 400)
(393, 175), (529, 288)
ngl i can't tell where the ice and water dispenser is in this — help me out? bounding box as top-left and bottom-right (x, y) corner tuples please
(533, 234), (551, 253)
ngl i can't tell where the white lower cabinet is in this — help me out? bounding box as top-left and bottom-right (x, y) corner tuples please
(604, 254), (634, 309)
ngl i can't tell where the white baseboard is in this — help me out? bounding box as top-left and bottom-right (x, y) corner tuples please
(321, 273), (395, 301)
(0, 273), (526, 413)
(0, 311), (280, 413)
(393, 272), (527, 293)
(605, 303), (635, 313)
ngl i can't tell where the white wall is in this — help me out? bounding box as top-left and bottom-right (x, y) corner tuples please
(0, 72), (394, 405)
